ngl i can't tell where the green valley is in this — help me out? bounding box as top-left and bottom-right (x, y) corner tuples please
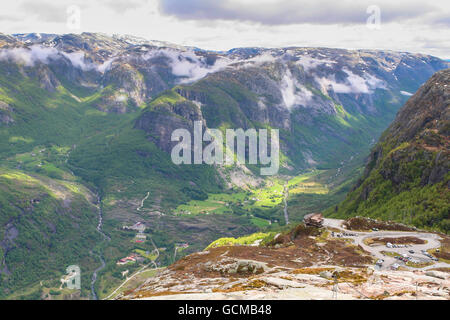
(0, 32), (448, 299)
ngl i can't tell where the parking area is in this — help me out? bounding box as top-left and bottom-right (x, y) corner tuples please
(324, 218), (449, 271)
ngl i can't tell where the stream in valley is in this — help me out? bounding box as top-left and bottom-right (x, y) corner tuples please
(90, 195), (110, 300)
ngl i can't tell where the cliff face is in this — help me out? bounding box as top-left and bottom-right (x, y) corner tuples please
(1, 32), (448, 170)
(330, 69), (450, 233)
(131, 48), (449, 171)
(134, 95), (203, 153)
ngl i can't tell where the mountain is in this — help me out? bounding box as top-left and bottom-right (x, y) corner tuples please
(0, 168), (101, 298)
(328, 69), (450, 233)
(0, 32), (448, 298)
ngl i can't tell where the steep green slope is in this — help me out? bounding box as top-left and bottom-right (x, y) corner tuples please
(0, 168), (100, 299)
(0, 62), (133, 157)
(68, 124), (224, 211)
(328, 69), (450, 233)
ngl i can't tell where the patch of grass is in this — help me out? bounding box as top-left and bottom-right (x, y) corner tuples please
(134, 249), (158, 261)
(380, 251), (401, 257)
(0, 167), (100, 299)
(405, 261), (434, 268)
(205, 232), (275, 250)
(250, 217), (271, 228)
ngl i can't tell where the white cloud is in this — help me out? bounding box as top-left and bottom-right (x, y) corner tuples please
(296, 55), (336, 71)
(61, 51), (88, 69)
(247, 53), (276, 64)
(159, 0), (440, 25)
(0, 1), (448, 59)
(317, 68), (385, 94)
(0, 45), (59, 66)
(234, 52), (277, 69)
(0, 45), (114, 72)
(61, 51), (114, 72)
(280, 68), (313, 110)
(144, 48), (233, 83)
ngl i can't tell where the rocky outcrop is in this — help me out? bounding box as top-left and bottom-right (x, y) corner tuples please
(204, 259), (267, 275)
(134, 98), (202, 153)
(25, 64), (60, 92)
(121, 220), (449, 300)
(102, 62), (146, 107)
(0, 101), (14, 125)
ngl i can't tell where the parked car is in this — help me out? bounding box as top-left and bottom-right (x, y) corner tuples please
(409, 250), (414, 254)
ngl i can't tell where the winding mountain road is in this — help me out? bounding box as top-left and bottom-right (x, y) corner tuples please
(323, 218), (448, 271)
(137, 191), (150, 211)
(103, 238), (160, 300)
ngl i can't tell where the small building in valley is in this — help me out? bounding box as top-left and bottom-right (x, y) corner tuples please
(117, 254), (138, 265)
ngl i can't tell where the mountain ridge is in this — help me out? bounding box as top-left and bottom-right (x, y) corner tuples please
(328, 69), (450, 233)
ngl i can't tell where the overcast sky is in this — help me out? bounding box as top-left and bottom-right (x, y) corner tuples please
(1, 0), (449, 58)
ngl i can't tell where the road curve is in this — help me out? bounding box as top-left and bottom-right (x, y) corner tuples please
(323, 218), (448, 271)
